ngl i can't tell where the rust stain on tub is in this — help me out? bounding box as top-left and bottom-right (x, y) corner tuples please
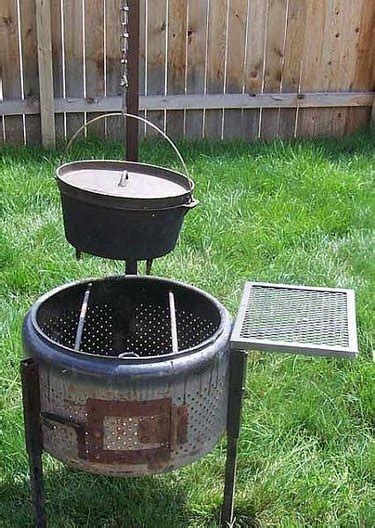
(71, 397), (189, 469)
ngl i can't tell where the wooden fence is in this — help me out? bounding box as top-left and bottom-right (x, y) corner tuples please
(0, 0), (374, 147)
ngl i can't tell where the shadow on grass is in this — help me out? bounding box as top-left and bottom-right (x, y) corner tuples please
(1, 464), (193, 528)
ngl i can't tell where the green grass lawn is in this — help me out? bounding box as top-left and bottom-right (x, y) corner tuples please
(0, 132), (374, 527)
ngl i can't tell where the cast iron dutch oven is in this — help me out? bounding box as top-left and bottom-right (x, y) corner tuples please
(56, 160), (198, 261)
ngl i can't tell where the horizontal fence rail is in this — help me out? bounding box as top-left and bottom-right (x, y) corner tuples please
(0, 0), (374, 146)
(2, 92), (373, 115)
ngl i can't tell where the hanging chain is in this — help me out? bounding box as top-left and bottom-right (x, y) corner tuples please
(120, 1), (130, 94)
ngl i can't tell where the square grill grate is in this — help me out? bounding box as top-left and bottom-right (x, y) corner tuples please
(231, 282), (358, 358)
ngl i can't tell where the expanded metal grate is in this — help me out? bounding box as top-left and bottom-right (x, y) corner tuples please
(231, 282), (358, 358)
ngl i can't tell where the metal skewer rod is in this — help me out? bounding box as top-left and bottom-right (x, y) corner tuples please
(169, 291), (178, 353)
(74, 283), (92, 351)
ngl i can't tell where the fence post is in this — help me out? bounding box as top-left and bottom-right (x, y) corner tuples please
(36, 0), (55, 149)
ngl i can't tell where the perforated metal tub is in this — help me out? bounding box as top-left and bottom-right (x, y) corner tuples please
(23, 276), (231, 476)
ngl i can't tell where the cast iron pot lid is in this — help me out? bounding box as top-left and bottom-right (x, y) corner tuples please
(56, 160), (195, 210)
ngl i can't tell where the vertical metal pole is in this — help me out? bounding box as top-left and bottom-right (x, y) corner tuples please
(221, 349), (248, 528)
(20, 358), (46, 528)
(125, 0), (140, 161)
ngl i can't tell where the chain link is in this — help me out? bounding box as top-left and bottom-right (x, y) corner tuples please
(120, 1), (129, 90)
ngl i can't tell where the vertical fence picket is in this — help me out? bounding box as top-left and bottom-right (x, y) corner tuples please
(146, 0), (167, 136)
(205, 0), (228, 139)
(314, 0), (355, 137)
(296, 2), (327, 138)
(278, 0), (306, 139)
(51, 0), (65, 141)
(260, 0), (288, 140)
(330, 1), (363, 137)
(327, 0), (370, 137)
(105, 0), (122, 141)
(346, 0), (374, 134)
(64, 0), (85, 140)
(85, 0), (105, 138)
(20, 0), (41, 145)
(0, 0), (25, 145)
(166, 0), (188, 138)
(36, 0), (56, 148)
(223, 0), (248, 139)
(242, 0), (267, 140)
(185, 0), (208, 138)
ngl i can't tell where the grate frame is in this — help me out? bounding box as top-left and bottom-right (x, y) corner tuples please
(231, 282), (358, 358)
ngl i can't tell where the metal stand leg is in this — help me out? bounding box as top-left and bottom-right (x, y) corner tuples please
(20, 358), (46, 528)
(221, 349), (248, 528)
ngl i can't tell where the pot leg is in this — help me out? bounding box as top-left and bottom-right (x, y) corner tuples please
(20, 358), (46, 528)
(125, 259), (138, 275)
(221, 349), (248, 527)
(146, 259), (153, 275)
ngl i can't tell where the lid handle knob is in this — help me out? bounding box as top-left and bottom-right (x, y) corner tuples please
(118, 170), (129, 187)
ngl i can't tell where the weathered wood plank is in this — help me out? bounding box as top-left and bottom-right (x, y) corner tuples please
(278, 0), (307, 139)
(105, 0), (122, 140)
(166, 0), (187, 138)
(297, 1), (327, 137)
(20, 0), (42, 145)
(205, 0), (227, 139)
(1, 0), (374, 145)
(313, 0), (340, 137)
(0, 0), (24, 145)
(51, 0), (65, 141)
(85, 0), (105, 138)
(36, 0), (55, 147)
(314, 0), (360, 137)
(185, 0), (208, 138)
(260, 0), (288, 140)
(223, 0), (248, 139)
(331, 0), (363, 136)
(346, 0), (375, 133)
(146, 0), (167, 136)
(1, 91), (373, 116)
(64, 0), (84, 139)
(242, 0), (267, 139)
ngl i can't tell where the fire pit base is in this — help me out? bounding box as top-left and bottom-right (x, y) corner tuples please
(21, 280), (358, 528)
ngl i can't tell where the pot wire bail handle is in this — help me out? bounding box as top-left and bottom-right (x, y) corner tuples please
(64, 112), (193, 190)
